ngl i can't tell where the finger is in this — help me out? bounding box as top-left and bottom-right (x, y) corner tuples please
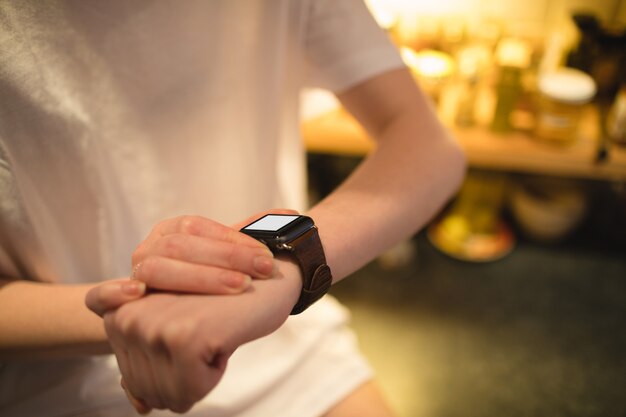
(105, 296), (176, 412)
(232, 208), (300, 230)
(104, 312), (137, 394)
(161, 215), (265, 247)
(148, 235), (277, 279)
(120, 296), (177, 411)
(130, 299), (179, 411)
(150, 350), (182, 413)
(121, 378), (152, 415)
(106, 319), (149, 413)
(125, 341), (166, 410)
(133, 216), (266, 266)
(135, 256), (255, 294)
(86, 280), (146, 317)
(135, 299), (209, 413)
(151, 344), (197, 414)
(152, 299), (229, 412)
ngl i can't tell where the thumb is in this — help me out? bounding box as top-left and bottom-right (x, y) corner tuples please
(85, 279), (147, 317)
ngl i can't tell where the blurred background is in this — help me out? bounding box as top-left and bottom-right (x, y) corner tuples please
(301, 0), (626, 416)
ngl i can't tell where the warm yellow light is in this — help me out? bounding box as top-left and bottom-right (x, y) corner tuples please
(456, 44), (492, 78)
(401, 47), (454, 79)
(495, 38), (532, 68)
(400, 47), (420, 69)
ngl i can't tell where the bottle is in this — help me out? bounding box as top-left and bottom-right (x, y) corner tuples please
(490, 38), (532, 132)
(607, 85), (626, 146)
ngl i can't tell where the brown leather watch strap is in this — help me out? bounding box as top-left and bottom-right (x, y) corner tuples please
(285, 226), (333, 315)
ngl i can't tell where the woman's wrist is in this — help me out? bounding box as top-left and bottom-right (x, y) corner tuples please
(262, 256), (303, 315)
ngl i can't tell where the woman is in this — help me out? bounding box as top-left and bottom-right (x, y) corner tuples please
(0, 1), (465, 415)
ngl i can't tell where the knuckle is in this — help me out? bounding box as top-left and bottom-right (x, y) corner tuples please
(160, 320), (194, 352)
(178, 215), (204, 235)
(224, 242), (240, 266)
(183, 215), (230, 240)
(111, 304), (140, 337)
(161, 234), (187, 258)
(143, 325), (166, 351)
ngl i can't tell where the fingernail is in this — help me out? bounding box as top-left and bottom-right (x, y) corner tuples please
(121, 280), (146, 296)
(253, 255), (277, 278)
(226, 274), (251, 290)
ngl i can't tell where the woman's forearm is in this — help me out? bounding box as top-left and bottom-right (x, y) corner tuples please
(0, 279), (137, 359)
(308, 69), (466, 282)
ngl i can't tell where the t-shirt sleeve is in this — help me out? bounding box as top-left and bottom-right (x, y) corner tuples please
(302, 0), (405, 93)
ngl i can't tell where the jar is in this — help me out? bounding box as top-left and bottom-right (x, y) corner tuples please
(535, 68), (596, 144)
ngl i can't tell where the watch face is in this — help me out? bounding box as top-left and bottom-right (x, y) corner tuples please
(243, 214), (300, 232)
(240, 214), (314, 247)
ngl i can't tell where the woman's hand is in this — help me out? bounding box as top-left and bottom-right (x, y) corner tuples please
(129, 214), (279, 295)
(102, 259), (302, 413)
(87, 211), (298, 314)
(85, 210), (300, 413)
(130, 210), (298, 294)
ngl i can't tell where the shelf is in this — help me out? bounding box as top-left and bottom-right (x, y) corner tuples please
(302, 107), (626, 181)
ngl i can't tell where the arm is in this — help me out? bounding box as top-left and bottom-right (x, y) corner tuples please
(0, 217), (276, 359)
(308, 67), (466, 280)
(0, 275), (240, 361)
(0, 279), (133, 359)
(101, 259), (303, 414)
(94, 67), (465, 413)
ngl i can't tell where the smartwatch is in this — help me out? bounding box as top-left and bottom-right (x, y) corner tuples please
(240, 214), (333, 315)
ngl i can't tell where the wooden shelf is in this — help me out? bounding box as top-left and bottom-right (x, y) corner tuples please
(302, 107), (626, 181)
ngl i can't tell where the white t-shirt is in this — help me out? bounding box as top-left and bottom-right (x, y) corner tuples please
(0, 1), (403, 416)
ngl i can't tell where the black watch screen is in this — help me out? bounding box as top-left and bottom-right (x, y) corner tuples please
(240, 214), (314, 249)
